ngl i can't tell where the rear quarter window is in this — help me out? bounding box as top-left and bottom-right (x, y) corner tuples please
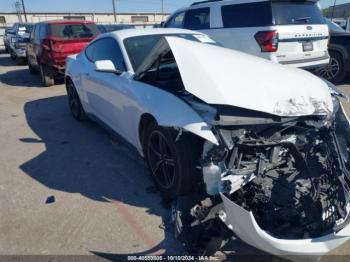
(48, 23), (100, 38)
(221, 2), (273, 28)
(272, 2), (325, 25)
(183, 8), (210, 30)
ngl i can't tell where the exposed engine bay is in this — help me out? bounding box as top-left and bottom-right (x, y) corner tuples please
(198, 97), (350, 240)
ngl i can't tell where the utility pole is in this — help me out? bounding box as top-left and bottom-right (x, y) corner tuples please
(331, 0), (337, 19)
(161, 0), (164, 21)
(21, 0), (28, 22)
(14, 1), (22, 22)
(112, 0), (117, 23)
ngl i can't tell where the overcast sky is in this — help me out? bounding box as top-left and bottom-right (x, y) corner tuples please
(0, 0), (348, 13)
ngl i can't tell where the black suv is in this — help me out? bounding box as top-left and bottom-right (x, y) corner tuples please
(315, 19), (350, 84)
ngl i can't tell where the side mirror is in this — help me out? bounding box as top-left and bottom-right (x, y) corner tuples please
(95, 60), (123, 75)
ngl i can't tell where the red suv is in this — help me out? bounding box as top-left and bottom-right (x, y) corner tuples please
(27, 20), (100, 86)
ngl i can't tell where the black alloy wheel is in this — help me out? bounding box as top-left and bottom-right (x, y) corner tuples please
(67, 81), (86, 121)
(147, 130), (176, 190)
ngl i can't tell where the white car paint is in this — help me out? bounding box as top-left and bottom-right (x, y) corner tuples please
(65, 29), (350, 257)
(166, 36), (333, 117)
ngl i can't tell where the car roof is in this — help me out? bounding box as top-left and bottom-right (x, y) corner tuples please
(108, 28), (205, 40)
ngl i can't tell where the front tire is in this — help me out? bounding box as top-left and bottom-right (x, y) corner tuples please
(66, 80), (87, 121)
(144, 122), (202, 199)
(39, 64), (55, 87)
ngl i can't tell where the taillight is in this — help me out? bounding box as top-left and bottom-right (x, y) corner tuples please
(254, 31), (279, 52)
(42, 38), (52, 51)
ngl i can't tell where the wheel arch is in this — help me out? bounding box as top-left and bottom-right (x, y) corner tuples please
(138, 113), (158, 153)
(329, 45), (348, 61)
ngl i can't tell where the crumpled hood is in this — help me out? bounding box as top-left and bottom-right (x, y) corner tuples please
(165, 36), (333, 117)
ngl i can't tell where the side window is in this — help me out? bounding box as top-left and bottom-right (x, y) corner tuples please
(92, 38), (126, 71)
(30, 25), (35, 40)
(39, 24), (47, 39)
(221, 2), (273, 28)
(165, 12), (185, 28)
(34, 25), (41, 42)
(183, 8), (210, 30)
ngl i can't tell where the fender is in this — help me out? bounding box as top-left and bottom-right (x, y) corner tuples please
(127, 78), (219, 154)
(329, 44), (349, 60)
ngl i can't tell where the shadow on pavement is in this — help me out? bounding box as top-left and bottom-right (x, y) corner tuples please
(0, 53), (16, 67)
(21, 95), (183, 254)
(0, 54), (64, 87)
(20, 95), (265, 257)
(0, 54), (42, 87)
(0, 68), (42, 87)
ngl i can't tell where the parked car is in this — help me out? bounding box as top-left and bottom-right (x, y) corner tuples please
(315, 19), (350, 84)
(27, 20), (100, 87)
(9, 33), (30, 64)
(97, 24), (135, 33)
(163, 0), (329, 69)
(4, 23), (33, 53)
(65, 28), (350, 258)
(3, 27), (13, 53)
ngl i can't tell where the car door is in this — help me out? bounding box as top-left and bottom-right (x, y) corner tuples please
(27, 24), (40, 68)
(83, 37), (131, 137)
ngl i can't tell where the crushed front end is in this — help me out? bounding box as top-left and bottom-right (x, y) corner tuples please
(192, 94), (350, 256)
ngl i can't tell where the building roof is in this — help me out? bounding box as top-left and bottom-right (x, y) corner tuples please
(0, 12), (170, 16)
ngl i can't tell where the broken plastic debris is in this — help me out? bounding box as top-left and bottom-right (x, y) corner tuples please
(45, 196), (55, 204)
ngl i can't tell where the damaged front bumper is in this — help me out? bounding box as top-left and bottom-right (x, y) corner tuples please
(195, 94), (350, 257)
(221, 193), (350, 257)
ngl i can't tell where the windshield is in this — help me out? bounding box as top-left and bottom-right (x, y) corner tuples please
(124, 34), (218, 71)
(49, 23), (100, 39)
(272, 2), (325, 25)
(18, 37), (30, 43)
(326, 19), (346, 33)
(18, 24), (33, 33)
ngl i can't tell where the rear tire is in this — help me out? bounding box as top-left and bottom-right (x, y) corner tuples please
(144, 122), (202, 199)
(66, 80), (87, 121)
(39, 64), (55, 87)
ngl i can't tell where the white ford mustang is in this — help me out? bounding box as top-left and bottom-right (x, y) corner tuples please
(65, 28), (350, 258)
